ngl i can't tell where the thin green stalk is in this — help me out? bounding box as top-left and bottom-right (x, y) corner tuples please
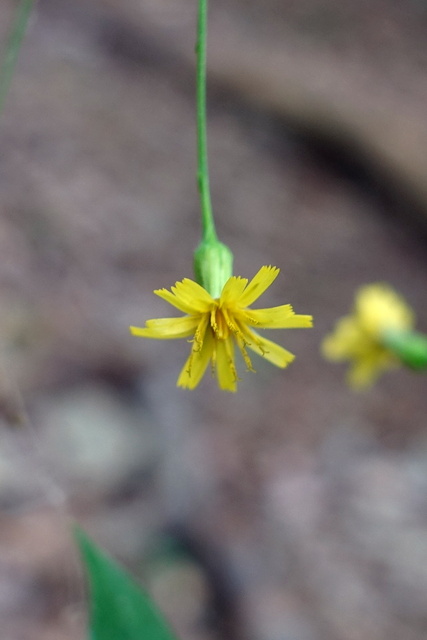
(0, 0), (34, 115)
(196, 0), (217, 243)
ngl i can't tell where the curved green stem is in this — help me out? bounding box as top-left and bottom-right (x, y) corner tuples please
(196, 0), (217, 243)
(0, 0), (34, 115)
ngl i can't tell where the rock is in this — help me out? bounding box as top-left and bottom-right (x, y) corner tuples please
(36, 383), (157, 494)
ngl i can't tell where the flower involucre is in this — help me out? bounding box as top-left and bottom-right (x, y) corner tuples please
(131, 266), (312, 391)
(322, 283), (414, 388)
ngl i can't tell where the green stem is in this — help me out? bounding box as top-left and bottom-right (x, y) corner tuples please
(382, 329), (427, 371)
(0, 0), (34, 115)
(196, 0), (217, 243)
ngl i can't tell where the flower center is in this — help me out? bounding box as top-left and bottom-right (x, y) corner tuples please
(210, 304), (229, 340)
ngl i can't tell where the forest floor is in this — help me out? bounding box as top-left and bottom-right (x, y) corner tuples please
(1, 1), (427, 639)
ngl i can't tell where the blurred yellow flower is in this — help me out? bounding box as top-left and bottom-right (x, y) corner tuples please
(131, 265), (312, 391)
(322, 283), (414, 388)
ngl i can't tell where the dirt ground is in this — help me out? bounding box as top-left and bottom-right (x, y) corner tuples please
(1, 1), (427, 639)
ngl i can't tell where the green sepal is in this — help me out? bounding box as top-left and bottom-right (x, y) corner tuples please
(193, 239), (233, 298)
(382, 329), (427, 371)
(74, 526), (179, 640)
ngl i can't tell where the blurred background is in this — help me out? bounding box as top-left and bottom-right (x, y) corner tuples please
(1, 0), (427, 638)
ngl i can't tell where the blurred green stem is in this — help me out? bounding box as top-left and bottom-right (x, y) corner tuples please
(0, 0), (34, 114)
(382, 329), (427, 371)
(196, 0), (217, 243)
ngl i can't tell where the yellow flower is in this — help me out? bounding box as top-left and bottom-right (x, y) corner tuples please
(131, 265), (312, 391)
(322, 283), (414, 388)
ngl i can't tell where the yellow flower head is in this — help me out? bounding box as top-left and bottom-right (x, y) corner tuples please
(322, 283), (414, 388)
(131, 266), (312, 392)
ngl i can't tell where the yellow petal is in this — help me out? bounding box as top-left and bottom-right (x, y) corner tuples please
(238, 266), (280, 307)
(322, 316), (362, 360)
(177, 326), (214, 389)
(215, 338), (238, 392)
(356, 284), (414, 335)
(242, 327), (295, 368)
(172, 279), (214, 313)
(347, 356), (383, 389)
(352, 347), (400, 387)
(219, 276), (248, 306)
(130, 315), (199, 339)
(321, 317), (367, 360)
(154, 288), (197, 314)
(154, 278), (214, 315)
(242, 305), (313, 329)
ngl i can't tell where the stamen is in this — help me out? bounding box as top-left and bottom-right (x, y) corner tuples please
(210, 308), (219, 335)
(223, 309), (244, 341)
(186, 354), (193, 378)
(221, 310), (255, 372)
(227, 355), (240, 382)
(243, 314), (260, 326)
(210, 347), (217, 378)
(222, 313), (248, 367)
(222, 337), (239, 382)
(236, 334), (255, 372)
(192, 326), (204, 353)
(186, 315), (210, 378)
(237, 320), (270, 358)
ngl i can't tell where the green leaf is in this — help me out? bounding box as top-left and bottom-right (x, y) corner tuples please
(74, 526), (180, 640)
(0, 0), (34, 115)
